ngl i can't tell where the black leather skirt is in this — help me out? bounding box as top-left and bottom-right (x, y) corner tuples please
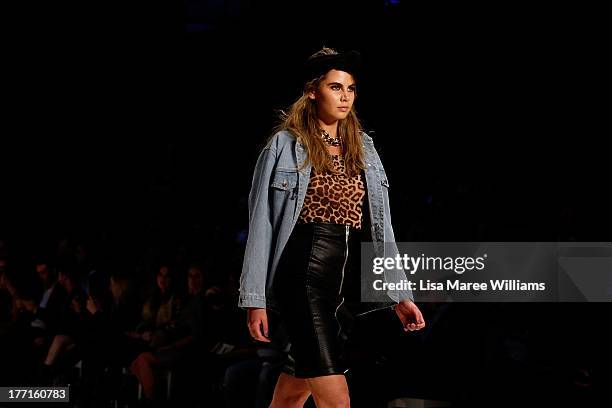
(272, 222), (364, 378)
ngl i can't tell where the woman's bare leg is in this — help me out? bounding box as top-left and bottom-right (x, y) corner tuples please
(306, 374), (350, 408)
(130, 352), (159, 400)
(44, 334), (74, 366)
(269, 372), (312, 408)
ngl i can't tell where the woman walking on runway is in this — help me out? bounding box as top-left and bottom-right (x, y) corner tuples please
(239, 47), (425, 408)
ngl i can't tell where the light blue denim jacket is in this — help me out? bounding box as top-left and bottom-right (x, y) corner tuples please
(238, 130), (413, 313)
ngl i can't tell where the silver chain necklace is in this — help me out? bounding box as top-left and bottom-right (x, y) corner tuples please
(321, 129), (341, 146)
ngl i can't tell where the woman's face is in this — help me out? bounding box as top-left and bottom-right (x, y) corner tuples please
(308, 69), (356, 124)
(36, 263), (50, 285)
(187, 267), (203, 295)
(157, 266), (171, 292)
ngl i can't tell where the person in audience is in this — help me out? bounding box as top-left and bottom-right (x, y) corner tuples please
(130, 264), (205, 402)
(79, 271), (142, 407)
(40, 267), (87, 382)
(131, 264), (181, 349)
(33, 260), (66, 347)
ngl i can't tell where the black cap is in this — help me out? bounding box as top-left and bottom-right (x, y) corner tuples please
(302, 50), (361, 84)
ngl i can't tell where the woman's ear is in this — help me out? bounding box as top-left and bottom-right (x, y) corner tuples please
(307, 90), (316, 100)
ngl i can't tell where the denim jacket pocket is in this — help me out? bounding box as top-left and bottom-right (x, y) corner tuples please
(271, 169), (298, 199)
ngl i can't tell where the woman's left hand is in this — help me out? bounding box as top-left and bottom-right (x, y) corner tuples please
(71, 298), (82, 314)
(394, 300), (426, 332)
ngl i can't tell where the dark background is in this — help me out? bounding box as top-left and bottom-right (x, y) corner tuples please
(2, 1), (609, 251)
(3, 3), (609, 247)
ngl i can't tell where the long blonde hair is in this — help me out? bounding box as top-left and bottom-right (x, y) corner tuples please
(273, 47), (365, 177)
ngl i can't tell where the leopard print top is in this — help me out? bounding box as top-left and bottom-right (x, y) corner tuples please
(297, 154), (366, 229)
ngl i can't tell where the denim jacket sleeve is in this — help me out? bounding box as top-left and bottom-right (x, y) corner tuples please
(238, 145), (277, 309)
(372, 144), (415, 304)
(382, 184), (415, 303)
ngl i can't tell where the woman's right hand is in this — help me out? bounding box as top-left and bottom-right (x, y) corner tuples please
(247, 308), (270, 342)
